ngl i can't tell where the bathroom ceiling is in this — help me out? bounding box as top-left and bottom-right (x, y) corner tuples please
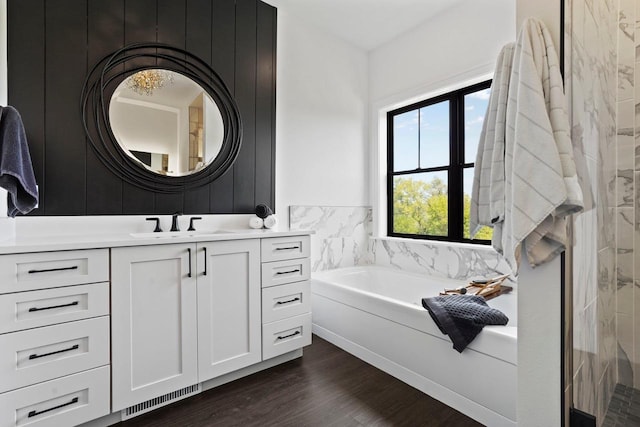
(263, 0), (466, 51)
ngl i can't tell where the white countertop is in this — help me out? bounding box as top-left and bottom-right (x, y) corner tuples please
(0, 228), (313, 255)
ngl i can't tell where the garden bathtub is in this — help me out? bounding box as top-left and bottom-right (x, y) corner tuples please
(311, 265), (517, 427)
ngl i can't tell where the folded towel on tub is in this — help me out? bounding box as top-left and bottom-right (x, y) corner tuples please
(0, 106), (38, 217)
(422, 294), (509, 353)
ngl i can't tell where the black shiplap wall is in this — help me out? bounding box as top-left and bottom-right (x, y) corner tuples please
(7, 0), (276, 216)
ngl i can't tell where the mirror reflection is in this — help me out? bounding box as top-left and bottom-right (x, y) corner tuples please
(109, 69), (224, 176)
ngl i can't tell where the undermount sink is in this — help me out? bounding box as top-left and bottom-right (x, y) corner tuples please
(130, 230), (232, 239)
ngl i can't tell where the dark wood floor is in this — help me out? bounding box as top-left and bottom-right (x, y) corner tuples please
(116, 336), (482, 427)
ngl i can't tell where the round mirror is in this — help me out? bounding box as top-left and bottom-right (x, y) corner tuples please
(109, 69), (224, 176)
(82, 43), (242, 192)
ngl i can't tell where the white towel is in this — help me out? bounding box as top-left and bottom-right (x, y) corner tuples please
(472, 18), (583, 272)
(470, 43), (515, 236)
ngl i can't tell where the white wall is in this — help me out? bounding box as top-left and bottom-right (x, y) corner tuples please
(369, 0), (515, 105)
(274, 8), (369, 225)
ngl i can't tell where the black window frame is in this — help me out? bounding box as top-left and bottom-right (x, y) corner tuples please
(386, 80), (492, 244)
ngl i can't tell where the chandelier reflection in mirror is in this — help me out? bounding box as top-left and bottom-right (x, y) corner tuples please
(126, 70), (174, 96)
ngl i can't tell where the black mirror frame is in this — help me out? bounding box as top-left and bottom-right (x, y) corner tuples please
(81, 42), (242, 193)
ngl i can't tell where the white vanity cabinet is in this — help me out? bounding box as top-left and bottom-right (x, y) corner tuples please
(0, 231), (311, 426)
(110, 244), (198, 412)
(111, 239), (261, 411)
(197, 240), (261, 381)
(0, 249), (111, 427)
(260, 236), (312, 360)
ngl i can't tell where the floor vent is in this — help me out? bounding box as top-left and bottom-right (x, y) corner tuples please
(122, 384), (201, 420)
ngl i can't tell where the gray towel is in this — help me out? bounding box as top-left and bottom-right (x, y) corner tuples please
(0, 106), (38, 217)
(422, 294), (509, 353)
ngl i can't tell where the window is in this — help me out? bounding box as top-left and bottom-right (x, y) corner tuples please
(387, 80), (494, 243)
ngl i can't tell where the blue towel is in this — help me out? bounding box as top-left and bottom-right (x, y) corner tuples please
(0, 106), (38, 217)
(422, 294), (509, 353)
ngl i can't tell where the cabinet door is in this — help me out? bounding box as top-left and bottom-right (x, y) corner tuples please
(197, 239), (261, 381)
(111, 244), (198, 411)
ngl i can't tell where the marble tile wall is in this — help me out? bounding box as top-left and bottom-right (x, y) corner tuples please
(567, 0), (619, 423)
(372, 238), (512, 281)
(614, 0), (640, 395)
(289, 206), (373, 271)
(289, 205), (511, 281)
(614, 0), (636, 391)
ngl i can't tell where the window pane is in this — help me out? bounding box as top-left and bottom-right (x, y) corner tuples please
(393, 110), (419, 171)
(463, 168), (493, 240)
(393, 172), (448, 236)
(419, 101), (449, 169)
(464, 88), (491, 164)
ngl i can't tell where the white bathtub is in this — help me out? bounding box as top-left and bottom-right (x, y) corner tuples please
(311, 265), (517, 427)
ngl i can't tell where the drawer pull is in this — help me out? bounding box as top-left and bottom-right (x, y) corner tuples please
(28, 397), (79, 418)
(203, 247), (207, 276)
(277, 330), (301, 340)
(29, 301), (79, 312)
(29, 344), (79, 360)
(187, 248), (192, 278)
(28, 265), (79, 274)
(275, 246), (300, 251)
(276, 269), (300, 275)
(276, 297), (300, 305)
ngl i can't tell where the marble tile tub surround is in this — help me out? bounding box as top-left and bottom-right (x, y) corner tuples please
(289, 205), (512, 281)
(372, 238), (513, 282)
(289, 205), (373, 271)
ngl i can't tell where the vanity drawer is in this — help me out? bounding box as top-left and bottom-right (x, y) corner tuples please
(261, 258), (310, 288)
(0, 365), (110, 427)
(0, 316), (109, 394)
(262, 281), (311, 324)
(0, 249), (109, 294)
(262, 313), (312, 360)
(261, 235), (310, 262)
(0, 283), (109, 334)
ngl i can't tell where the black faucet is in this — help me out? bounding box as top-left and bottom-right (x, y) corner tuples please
(145, 217), (162, 232)
(188, 217), (202, 231)
(171, 212), (182, 232)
